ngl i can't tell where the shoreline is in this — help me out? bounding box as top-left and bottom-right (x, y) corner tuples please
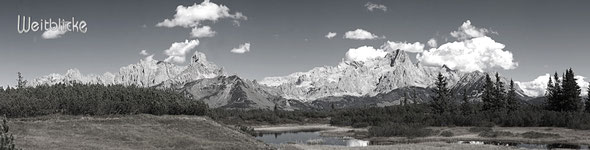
(254, 124), (590, 147)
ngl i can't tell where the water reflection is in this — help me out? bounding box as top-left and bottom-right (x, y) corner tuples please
(458, 141), (590, 149)
(255, 132), (369, 147)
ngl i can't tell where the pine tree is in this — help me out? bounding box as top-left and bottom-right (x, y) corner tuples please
(561, 68), (582, 112)
(585, 83), (590, 113)
(16, 72), (27, 89)
(402, 92), (409, 106)
(545, 75), (555, 110)
(460, 88), (472, 115)
(430, 72), (453, 114)
(545, 72), (562, 111)
(482, 73), (495, 111)
(506, 79), (519, 111)
(494, 73), (506, 110)
(0, 115), (17, 150)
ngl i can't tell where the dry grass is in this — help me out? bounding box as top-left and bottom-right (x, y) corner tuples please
(8, 114), (273, 150)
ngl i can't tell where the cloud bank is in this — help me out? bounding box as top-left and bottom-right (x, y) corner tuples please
(163, 39), (200, 63)
(190, 25), (216, 38)
(516, 74), (589, 97)
(417, 20), (517, 72)
(365, 2), (387, 12)
(381, 41), (424, 53)
(345, 46), (387, 62)
(230, 43), (251, 54)
(344, 29), (381, 40)
(156, 0), (246, 37)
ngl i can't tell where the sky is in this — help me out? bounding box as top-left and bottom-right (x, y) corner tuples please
(1, 0), (590, 90)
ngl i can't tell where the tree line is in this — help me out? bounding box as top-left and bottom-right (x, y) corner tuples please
(0, 73), (208, 118)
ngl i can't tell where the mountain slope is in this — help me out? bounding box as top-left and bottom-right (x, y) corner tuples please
(30, 52), (225, 88)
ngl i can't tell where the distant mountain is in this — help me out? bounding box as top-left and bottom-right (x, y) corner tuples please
(30, 52), (225, 88)
(260, 49), (529, 103)
(30, 49), (532, 109)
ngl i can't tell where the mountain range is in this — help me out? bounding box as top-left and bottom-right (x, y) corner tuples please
(30, 49), (531, 110)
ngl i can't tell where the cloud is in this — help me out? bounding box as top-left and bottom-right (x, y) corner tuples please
(344, 29), (381, 40)
(163, 39), (200, 63)
(417, 20), (517, 72)
(42, 27), (67, 39)
(450, 20), (492, 40)
(345, 46), (387, 62)
(365, 2), (387, 12)
(325, 32), (337, 39)
(191, 25), (216, 38)
(427, 38), (437, 47)
(156, 0), (246, 37)
(381, 41), (424, 53)
(139, 50), (149, 56)
(230, 43), (251, 54)
(516, 74), (589, 97)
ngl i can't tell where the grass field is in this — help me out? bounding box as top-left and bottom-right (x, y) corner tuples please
(7, 114), (272, 150)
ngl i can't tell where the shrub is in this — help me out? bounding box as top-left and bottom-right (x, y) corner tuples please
(369, 123), (434, 138)
(0, 116), (18, 150)
(235, 125), (256, 136)
(440, 131), (454, 137)
(478, 131), (514, 138)
(521, 131), (560, 139)
(469, 127), (493, 133)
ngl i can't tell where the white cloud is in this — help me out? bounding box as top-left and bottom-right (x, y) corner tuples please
(418, 36), (517, 72)
(139, 50), (149, 56)
(515, 74), (551, 97)
(156, 0), (246, 37)
(42, 27), (67, 39)
(417, 20), (517, 72)
(345, 46), (387, 62)
(190, 25), (216, 38)
(381, 41), (424, 53)
(344, 29), (381, 40)
(163, 39), (200, 63)
(365, 2), (387, 12)
(230, 42), (251, 54)
(325, 32), (337, 39)
(516, 74), (589, 97)
(427, 38), (437, 47)
(450, 20), (491, 40)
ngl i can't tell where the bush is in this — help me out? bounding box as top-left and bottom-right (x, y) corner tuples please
(440, 131), (454, 137)
(0, 116), (18, 150)
(369, 123), (434, 138)
(521, 131), (560, 139)
(478, 131), (514, 138)
(235, 125), (256, 136)
(469, 127), (493, 133)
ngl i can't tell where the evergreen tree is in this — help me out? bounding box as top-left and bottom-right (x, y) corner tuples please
(545, 72), (563, 111)
(430, 72), (453, 114)
(16, 72), (27, 89)
(0, 115), (17, 150)
(460, 88), (473, 115)
(506, 79), (519, 111)
(585, 83), (590, 113)
(402, 92), (409, 106)
(482, 73), (496, 111)
(494, 73), (507, 110)
(561, 68), (582, 112)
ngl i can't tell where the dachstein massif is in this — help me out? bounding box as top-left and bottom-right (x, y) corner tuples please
(30, 47), (530, 110)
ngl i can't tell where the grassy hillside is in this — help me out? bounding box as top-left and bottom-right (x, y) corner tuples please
(8, 114), (272, 150)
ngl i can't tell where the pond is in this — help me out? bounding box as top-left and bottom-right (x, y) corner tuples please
(458, 141), (590, 150)
(255, 132), (369, 147)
